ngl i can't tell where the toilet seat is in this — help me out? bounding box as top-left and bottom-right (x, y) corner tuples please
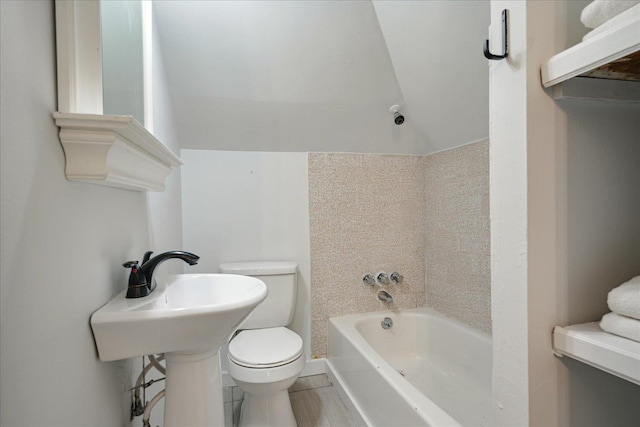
(229, 327), (303, 368)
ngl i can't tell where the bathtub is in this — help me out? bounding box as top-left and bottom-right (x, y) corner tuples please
(327, 307), (491, 427)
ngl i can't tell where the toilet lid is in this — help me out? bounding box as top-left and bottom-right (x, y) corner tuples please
(229, 327), (303, 368)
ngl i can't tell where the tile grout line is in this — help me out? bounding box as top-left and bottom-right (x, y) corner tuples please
(289, 383), (334, 394)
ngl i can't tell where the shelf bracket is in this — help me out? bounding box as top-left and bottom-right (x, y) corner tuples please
(484, 9), (508, 60)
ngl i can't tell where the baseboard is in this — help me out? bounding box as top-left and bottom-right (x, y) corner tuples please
(301, 357), (327, 377)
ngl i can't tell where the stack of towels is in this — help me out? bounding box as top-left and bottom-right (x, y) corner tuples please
(580, 0), (640, 40)
(600, 275), (640, 342)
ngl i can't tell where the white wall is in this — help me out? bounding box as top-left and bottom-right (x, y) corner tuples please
(489, 2), (530, 424)
(1, 1), (147, 425)
(131, 8), (187, 426)
(146, 4), (185, 269)
(563, 103), (640, 324)
(154, 0), (422, 155)
(1, 2), (186, 426)
(491, 1), (640, 426)
(180, 150), (311, 366)
(561, 102), (640, 427)
(373, 0), (490, 154)
(153, 0), (479, 155)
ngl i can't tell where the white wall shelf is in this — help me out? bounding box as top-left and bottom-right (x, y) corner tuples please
(541, 14), (640, 88)
(553, 323), (640, 386)
(53, 113), (182, 192)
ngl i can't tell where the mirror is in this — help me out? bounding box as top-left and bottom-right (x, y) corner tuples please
(53, 0), (180, 192)
(100, 0), (145, 125)
(55, 0), (151, 129)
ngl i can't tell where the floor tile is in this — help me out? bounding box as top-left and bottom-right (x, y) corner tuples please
(290, 386), (356, 427)
(224, 374), (357, 427)
(289, 374), (332, 392)
(224, 401), (233, 427)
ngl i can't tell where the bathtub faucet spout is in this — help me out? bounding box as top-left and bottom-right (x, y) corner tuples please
(377, 290), (393, 304)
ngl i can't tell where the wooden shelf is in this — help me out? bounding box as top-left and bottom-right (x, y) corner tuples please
(541, 14), (640, 88)
(553, 322), (640, 385)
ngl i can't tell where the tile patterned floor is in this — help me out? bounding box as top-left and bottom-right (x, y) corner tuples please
(224, 374), (356, 427)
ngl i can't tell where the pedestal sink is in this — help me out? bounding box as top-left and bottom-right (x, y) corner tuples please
(91, 274), (268, 426)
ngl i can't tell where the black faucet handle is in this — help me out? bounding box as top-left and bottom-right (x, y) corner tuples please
(124, 260), (149, 298)
(123, 260), (140, 269)
(123, 261), (147, 285)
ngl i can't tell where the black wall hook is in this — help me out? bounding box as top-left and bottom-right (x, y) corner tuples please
(484, 9), (508, 60)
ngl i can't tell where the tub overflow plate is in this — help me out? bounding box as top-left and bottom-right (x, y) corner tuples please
(381, 317), (393, 329)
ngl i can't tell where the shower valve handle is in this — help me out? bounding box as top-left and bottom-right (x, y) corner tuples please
(362, 274), (376, 286)
(376, 272), (390, 285)
(390, 272), (403, 284)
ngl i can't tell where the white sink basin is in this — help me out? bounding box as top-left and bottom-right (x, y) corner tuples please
(91, 274), (268, 361)
(91, 273), (268, 426)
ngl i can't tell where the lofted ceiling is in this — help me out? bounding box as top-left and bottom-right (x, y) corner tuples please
(153, 0), (489, 155)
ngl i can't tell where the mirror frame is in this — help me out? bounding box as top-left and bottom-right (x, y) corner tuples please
(55, 0), (104, 115)
(52, 0), (181, 192)
(55, 0), (153, 126)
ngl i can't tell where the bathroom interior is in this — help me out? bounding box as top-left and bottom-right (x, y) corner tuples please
(1, 0), (639, 426)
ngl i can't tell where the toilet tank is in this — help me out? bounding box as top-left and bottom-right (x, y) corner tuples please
(219, 261), (297, 329)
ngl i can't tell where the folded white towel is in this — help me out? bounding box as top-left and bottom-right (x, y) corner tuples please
(600, 312), (640, 342)
(583, 3), (640, 40)
(608, 275), (640, 320)
(581, 0), (640, 29)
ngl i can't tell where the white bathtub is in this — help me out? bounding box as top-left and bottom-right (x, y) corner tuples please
(327, 307), (492, 427)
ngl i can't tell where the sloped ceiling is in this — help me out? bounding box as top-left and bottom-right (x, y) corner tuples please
(373, 0), (490, 153)
(154, 0), (488, 155)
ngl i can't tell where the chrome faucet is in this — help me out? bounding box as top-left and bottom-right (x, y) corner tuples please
(377, 290), (393, 304)
(124, 251), (200, 298)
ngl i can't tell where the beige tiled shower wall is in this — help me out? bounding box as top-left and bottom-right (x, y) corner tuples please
(308, 153), (427, 358)
(308, 140), (490, 358)
(424, 139), (491, 333)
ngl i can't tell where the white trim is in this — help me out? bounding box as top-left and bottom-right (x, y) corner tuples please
(299, 357), (327, 377)
(541, 15), (640, 88)
(553, 323), (640, 386)
(142, 0), (154, 132)
(54, 1), (179, 191)
(52, 112), (182, 192)
(54, 0), (103, 114)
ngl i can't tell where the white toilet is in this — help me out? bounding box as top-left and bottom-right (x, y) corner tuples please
(220, 261), (305, 427)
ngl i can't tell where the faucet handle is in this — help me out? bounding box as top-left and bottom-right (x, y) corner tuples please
(362, 274), (376, 286)
(376, 272), (390, 286)
(124, 260), (149, 298)
(390, 272), (403, 284)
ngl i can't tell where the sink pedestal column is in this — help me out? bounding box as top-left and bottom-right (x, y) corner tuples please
(164, 349), (223, 427)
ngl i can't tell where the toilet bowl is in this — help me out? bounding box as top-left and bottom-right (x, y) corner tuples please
(227, 327), (305, 427)
(219, 261), (304, 427)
